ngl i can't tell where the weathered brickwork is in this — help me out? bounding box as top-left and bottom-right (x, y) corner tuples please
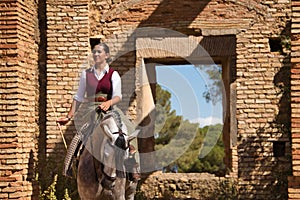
(0, 0), (39, 199)
(88, 0), (291, 199)
(46, 0), (89, 155)
(42, 3), (90, 197)
(290, 0), (300, 199)
(0, 0), (299, 199)
(139, 171), (237, 199)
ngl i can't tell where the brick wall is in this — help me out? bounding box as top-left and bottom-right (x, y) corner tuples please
(289, 0), (300, 199)
(45, 0), (292, 198)
(0, 0), (39, 199)
(46, 0), (89, 156)
(88, 0), (291, 199)
(43, 1), (89, 196)
(139, 171), (237, 199)
(0, 0), (296, 199)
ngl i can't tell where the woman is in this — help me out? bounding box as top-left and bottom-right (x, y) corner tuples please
(57, 42), (122, 125)
(57, 42), (122, 177)
(57, 42), (140, 183)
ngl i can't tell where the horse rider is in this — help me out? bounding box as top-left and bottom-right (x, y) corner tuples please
(57, 42), (140, 182)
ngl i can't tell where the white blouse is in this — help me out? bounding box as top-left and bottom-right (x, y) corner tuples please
(74, 64), (122, 102)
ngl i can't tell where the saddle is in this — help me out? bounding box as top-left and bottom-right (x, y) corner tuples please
(62, 115), (141, 182)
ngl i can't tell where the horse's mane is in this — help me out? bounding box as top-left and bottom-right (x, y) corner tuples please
(111, 110), (122, 130)
(112, 110), (127, 150)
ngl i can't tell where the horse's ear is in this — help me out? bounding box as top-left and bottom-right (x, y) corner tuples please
(128, 129), (140, 142)
(102, 124), (114, 141)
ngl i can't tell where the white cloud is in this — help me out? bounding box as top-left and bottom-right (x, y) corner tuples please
(190, 116), (223, 127)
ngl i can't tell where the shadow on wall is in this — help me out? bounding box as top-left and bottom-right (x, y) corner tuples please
(117, 0), (212, 175)
(38, 123), (78, 199)
(35, 0), (78, 197)
(238, 21), (291, 199)
(35, 0), (222, 198)
(138, 0), (210, 30)
(273, 20), (291, 137)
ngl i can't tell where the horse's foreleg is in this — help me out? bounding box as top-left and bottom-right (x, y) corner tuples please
(125, 180), (138, 200)
(77, 150), (103, 200)
(112, 178), (126, 200)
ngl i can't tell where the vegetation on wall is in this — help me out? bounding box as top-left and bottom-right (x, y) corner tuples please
(37, 156), (78, 199)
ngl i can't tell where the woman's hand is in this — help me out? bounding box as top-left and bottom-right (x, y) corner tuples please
(98, 100), (112, 111)
(56, 117), (71, 125)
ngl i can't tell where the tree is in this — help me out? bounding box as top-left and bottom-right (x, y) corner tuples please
(197, 64), (223, 105)
(154, 85), (182, 145)
(176, 124), (225, 174)
(154, 84), (225, 175)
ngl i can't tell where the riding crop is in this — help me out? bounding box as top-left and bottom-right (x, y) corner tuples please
(47, 94), (68, 150)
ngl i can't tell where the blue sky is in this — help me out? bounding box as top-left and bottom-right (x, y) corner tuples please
(156, 64), (223, 127)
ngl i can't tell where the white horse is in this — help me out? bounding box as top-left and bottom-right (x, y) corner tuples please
(76, 112), (140, 200)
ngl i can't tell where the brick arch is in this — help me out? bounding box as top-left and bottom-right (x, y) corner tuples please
(100, 0), (269, 24)
(101, 0), (147, 22)
(89, 0), (286, 53)
(222, 0), (268, 16)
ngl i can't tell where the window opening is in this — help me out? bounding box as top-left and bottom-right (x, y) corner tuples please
(273, 141), (286, 157)
(269, 38), (283, 53)
(154, 63), (225, 175)
(90, 38), (101, 51)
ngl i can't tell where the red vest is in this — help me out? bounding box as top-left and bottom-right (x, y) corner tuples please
(85, 68), (114, 99)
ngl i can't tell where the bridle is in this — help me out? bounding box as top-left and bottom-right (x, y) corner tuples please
(98, 113), (129, 190)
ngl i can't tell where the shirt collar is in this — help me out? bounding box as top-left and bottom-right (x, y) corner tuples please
(92, 64), (109, 74)
(103, 64), (109, 73)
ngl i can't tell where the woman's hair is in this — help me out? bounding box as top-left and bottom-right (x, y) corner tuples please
(93, 42), (112, 63)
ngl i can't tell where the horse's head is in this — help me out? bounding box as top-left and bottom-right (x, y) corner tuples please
(100, 113), (139, 149)
(99, 113), (139, 189)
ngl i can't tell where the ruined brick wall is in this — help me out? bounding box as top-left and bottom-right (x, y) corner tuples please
(138, 171), (237, 199)
(46, 0), (89, 157)
(86, 0), (291, 199)
(43, 1), (89, 196)
(289, 0), (300, 199)
(0, 0), (39, 199)
(0, 0), (295, 199)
